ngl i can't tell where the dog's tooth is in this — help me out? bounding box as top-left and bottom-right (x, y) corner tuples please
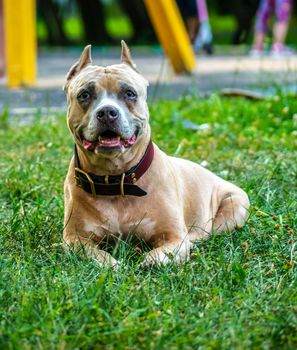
(98, 136), (102, 142)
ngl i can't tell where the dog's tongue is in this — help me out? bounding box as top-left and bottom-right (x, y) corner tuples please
(82, 134), (137, 150)
(82, 139), (96, 150)
(123, 134), (137, 147)
(98, 136), (121, 147)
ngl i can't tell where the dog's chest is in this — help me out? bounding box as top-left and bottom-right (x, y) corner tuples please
(88, 201), (156, 241)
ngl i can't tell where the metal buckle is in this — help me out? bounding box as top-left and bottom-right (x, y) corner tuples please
(120, 173), (125, 197)
(74, 173), (81, 187)
(74, 167), (96, 197)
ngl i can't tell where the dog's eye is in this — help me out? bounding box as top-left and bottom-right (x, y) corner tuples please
(125, 90), (137, 99)
(78, 91), (91, 102)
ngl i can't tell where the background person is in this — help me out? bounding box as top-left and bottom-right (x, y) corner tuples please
(251, 0), (294, 57)
(194, 0), (213, 53)
(176, 0), (213, 54)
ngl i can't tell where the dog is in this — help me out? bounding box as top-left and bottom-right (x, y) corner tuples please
(63, 41), (250, 267)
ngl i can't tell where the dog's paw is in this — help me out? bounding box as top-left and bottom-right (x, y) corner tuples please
(139, 249), (171, 268)
(89, 248), (120, 270)
(139, 244), (190, 268)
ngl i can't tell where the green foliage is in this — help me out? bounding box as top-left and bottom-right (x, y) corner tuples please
(0, 94), (296, 349)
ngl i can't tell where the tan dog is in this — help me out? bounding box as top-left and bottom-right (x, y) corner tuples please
(63, 41), (250, 267)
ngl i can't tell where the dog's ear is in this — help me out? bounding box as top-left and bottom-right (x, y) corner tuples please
(121, 40), (137, 71)
(64, 45), (92, 90)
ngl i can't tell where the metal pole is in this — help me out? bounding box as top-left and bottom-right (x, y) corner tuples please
(144, 0), (196, 74)
(3, 0), (36, 87)
(0, 0), (5, 77)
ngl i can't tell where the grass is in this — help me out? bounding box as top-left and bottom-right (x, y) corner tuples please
(0, 93), (296, 349)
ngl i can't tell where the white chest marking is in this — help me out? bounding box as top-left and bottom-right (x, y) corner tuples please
(128, 218), (156, 240)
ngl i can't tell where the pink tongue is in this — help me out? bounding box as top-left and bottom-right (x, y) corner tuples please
(82, 139), (96, 150)
(98, 137), (121, 147)
(123, 134), (137, 147)
(82, 134), (137, 150)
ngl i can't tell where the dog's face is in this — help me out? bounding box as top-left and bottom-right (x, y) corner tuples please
(64, 41), (149, 158)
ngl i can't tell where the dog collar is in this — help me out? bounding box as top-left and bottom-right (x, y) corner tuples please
(74, 140), (154, 197)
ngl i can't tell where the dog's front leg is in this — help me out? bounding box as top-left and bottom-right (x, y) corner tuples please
(140, 236), (191, 267)
(63, 236), (119, 269)
(82, 244), (119, 269)
(213, 187), (250, 233)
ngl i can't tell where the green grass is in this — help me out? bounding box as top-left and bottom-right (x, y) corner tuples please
(0, 94), (296, 349)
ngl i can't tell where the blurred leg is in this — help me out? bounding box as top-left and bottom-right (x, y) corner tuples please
(196, 0), (209, 22)
(253, 0), (274, 50)
(273, 0), (292, 45)
(187, 16), (199, 43)
(194, 0), (213, 53)
(176, 0), (199, 43)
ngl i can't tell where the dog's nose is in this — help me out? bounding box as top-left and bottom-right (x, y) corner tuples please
(96, 106), (119, 122)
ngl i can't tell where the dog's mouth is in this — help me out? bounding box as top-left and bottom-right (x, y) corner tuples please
(82, 130), (137, 151)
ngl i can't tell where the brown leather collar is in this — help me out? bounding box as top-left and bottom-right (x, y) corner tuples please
(74, 140), (154, 197)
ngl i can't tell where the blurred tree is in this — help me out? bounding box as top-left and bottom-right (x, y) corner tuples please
(76, 0), (112, 44)
(39, 0), (294, 46)
(118, 0), (156, 43)
(38, 0), (69, 45)
(208, 0), (259, 44)
(231, 0), (259, 44)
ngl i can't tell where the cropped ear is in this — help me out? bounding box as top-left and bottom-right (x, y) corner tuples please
(121, 40), (137, 71)
(64, 45), (92, 89)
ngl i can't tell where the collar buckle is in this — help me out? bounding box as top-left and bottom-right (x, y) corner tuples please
(74, 167), (96, 197)
(120, 173), (126, 197)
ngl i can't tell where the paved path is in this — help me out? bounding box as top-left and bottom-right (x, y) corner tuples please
(0, 47), (296, 115)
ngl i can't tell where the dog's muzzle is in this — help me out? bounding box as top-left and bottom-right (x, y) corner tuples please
(96, 105), (119, 124)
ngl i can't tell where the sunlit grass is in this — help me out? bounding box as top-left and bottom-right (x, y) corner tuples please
(0, 94), (296, 349)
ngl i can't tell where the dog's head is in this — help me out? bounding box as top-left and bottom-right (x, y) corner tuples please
(64, 41), (150, 160)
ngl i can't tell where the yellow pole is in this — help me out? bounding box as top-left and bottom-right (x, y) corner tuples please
(144, 0), (196, 74)
(0, 0), (5, 77)
(3, 0), (36, 88)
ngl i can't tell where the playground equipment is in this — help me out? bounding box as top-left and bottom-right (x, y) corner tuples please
(144, 0), (196, 74)
(2, 0), (36, 88)
(1, 0), (195, 88)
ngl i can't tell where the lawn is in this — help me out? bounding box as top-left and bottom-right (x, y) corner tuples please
(0, 93), (296, 349)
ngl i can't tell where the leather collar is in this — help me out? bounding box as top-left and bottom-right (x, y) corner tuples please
(74, 140), (154, 197)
